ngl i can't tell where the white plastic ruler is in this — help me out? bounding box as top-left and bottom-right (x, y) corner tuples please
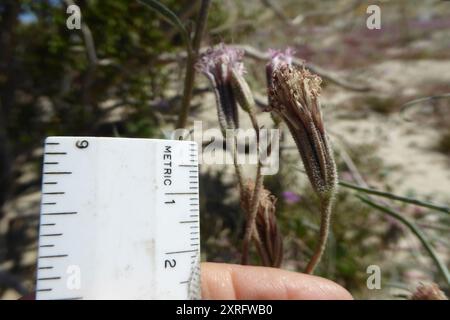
(35, 137), (201, 300)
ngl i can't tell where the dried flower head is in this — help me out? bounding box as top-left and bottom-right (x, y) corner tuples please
(411, 283), (448, 300)
(266, 48), (296, 113)
(241, 180), (283, 267)
(266, 53), (337, 274)
(267, 64), (337, 199)
(266, 48), (295, 85)
(196, 44), (246, 130)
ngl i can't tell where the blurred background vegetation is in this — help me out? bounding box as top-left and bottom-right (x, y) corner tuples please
(0, 0), (449, 299)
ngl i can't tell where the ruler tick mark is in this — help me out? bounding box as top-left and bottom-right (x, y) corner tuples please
(165, 192), (197, 195)
(179, 164), (197, 168)
(41, 233), (63, 237)
(44, 152), (67, 155)
(44, 171), (72, 175)
(43, 192), (64, 195)
(38, 276), (61, 281)
(44, 162), (59, 165)
(39, 254), (68, 259)
(42, 212), (77, 216)
(165, 249), (198, 255)
(38, 266), (53, 270)
(42, 202), (56, 205)
(43, 182), (57, 185)
(37, 288), (52, 292)
(41, 223), (56, 226)
(45, 142), (60, 145)
(39, 244), (55, 248)
(180, 220), (197, 224)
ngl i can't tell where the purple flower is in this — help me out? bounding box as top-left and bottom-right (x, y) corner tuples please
(268, 48), (295, 69)
(282, 191), (301, 204)
(266, 48), (295, 89)
(196, 44), (246, 130)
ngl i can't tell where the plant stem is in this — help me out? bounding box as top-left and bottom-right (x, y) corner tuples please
(241, 161), (264, 265)
(176, 0), (211, 129)
(253, 228), (271, 266)
(305, 196), (332, 274)
(231, 134), (244, 191)
(339, 181), (450, 215)
(358, 195), (450, 287)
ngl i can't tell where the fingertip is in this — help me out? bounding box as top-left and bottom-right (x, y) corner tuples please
(201, 262), (352, 300)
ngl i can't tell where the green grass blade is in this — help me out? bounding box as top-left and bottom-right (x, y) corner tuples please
(340, 180), (450, 215)
(357, 195), (450, 287)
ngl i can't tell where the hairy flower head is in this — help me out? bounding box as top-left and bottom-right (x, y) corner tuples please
(267, 63), (337, 199)
(196, 44), (248, 130)
(266, 48), (295, 84)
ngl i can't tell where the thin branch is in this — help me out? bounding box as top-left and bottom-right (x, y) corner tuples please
(261, 0), (362, 27)
(176, 0), (211, 129)
(401, 93), (450, 109)
(156, 45), (370, 92)
(235, 44), (370, 91)
(400, 93), (450, 121)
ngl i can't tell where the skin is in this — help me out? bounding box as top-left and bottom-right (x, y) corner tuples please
(201, 262), (352, 300)
(23, 262), (352, 300)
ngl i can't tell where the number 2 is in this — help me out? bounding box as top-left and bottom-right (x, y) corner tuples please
(164, 259), (176, 269)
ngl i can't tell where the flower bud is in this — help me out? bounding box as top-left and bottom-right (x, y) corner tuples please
(241, 180), (283, 267)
